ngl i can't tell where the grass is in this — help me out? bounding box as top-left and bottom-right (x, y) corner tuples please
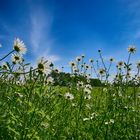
(0, 39), (140, 139)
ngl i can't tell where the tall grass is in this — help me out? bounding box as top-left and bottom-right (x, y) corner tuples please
(0, 39), (140, 139)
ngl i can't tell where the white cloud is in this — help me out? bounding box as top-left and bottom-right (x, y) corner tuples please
(30, 7), (60, 63)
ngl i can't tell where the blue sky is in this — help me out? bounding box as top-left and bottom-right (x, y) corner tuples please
(0, 0), (140, 72)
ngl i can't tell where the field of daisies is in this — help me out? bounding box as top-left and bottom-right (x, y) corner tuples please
(0, 38), (140, 140)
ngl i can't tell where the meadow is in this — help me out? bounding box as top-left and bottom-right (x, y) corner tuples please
(0, 38), (140, 140)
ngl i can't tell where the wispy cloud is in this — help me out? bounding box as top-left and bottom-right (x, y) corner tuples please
(30, 7), (61, 63)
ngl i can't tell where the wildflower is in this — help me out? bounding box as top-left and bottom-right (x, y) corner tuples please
(73, 67), (78, 73)
(89, 58), (94, 63)
(2, 62), (10, 70)
(13, 38), (27, 54)
(84, 94), (91, 100)
(85, 84), (92, 90)
(16, 81), (21, 85)
(11, 53), (23, 64)
(127, 45), (136, 53)
(69, 61), (76, 67)
(37, 57), (50, 74)
(54, 69), (59, 73)
(76, 56), (82, 62)
(77, 81), (84, 88)
(15, 92), (23, 98)
(109, 57), (114, 62)
(81, 54), (85, 58)
(64, 92), (74, 100)
(126, 72), (131, 78)
(128, 67), (131, 71)
(85, 65), (90, 69)
(85, 74), (90, 79)
(46, 77), (54, 85)
(136, 60), (140, 68)
(84, 88), (91, 94)
(117, 61), (124, 67)
(99, 68), (105, 75)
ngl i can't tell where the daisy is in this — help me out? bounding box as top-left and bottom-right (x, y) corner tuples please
(85, 65), (90, 69)
(69, 61), (76, 67)
(37, 57), (50, 74)
(81, 54), (85, 58)
(77, 81), (84, 88)
(127, 45), (136, 53)
(84, 94), (91, 100)
(13, 38), (27, 54)
(117, 61), (124, 67)
(99, 68), (105, 75)
(109, 57), (114, 62)
(84, 88), (91, 94)
(85, 84), (92, 90)
(46, 76), (54, 85)
(136, 60), (140, 68)
(64, 92), (74, 100)
(89, 58), (94, 63)
(11, 53), (23, 64)
(76, 56), (82, 62)
(2, 62), (10, 70)
(54, 68), (60, 73)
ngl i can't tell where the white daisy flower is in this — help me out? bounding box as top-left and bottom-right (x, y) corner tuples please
(85, 84), (92, 90)
(81, 54), (85, 58)
(2, 62), (10, 70)
(77, 81), (84, 88)
(84, 88), (91, 94)
(13, 38), (27, 54)
(37, 57), (51, 74)
(15, 92), (23, 98)
(98, 68), (106, 75)
(46, 76), (54, 85)
(84, 94), (91, 100)
(64, 92), (74, 100)
(127, 45), (136, 53)
(76, 56), (82, 62)
(11, 53), (23, 64)
(69, 61), (76, 67)
(89, 58), (94, 63)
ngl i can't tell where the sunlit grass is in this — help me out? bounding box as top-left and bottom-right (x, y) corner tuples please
(0, 39), (140, 139)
